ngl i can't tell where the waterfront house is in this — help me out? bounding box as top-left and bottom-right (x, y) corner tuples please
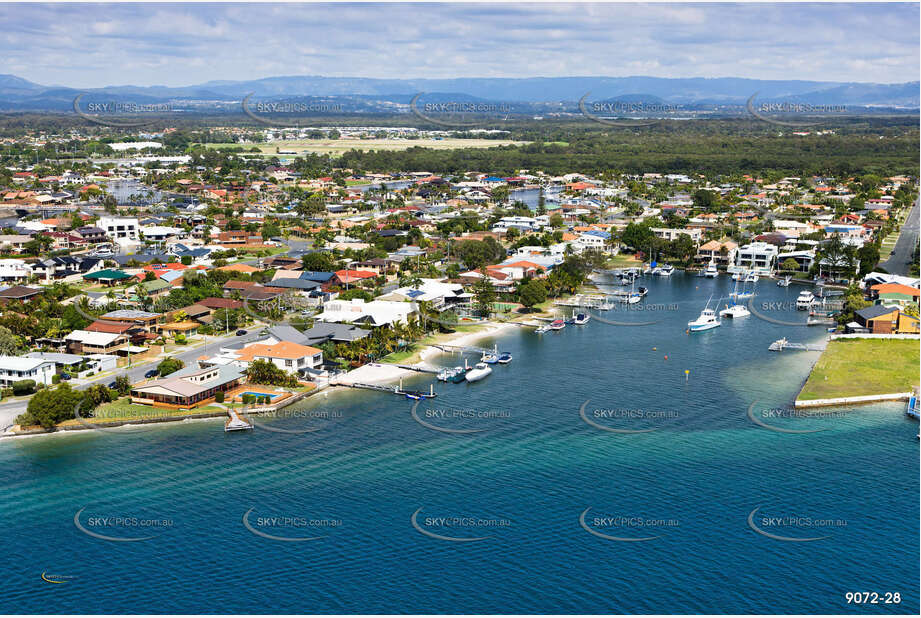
(203, 341), (323, 375)
(695, 240), (738, 266)
(315, 298), (417, 327)
(854, 305), (901, 334)
(870, 283), (920, 308)
(130, 364), (245, 409)
(731, 242), (779, 275)
(0, 355), (56, 387)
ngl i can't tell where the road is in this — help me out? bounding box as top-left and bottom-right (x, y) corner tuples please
(0, 329), (267, 432)
(880, 199), (919, 276)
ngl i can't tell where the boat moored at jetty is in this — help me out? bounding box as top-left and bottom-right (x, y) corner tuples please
(573, 313), (590, 325)
(465, 362), (493, 382)
(704, 262), (718, 278)
(796, 290), (816, 310)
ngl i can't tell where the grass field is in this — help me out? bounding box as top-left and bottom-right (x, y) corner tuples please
(608, 254), (644, 267)
(199, 137), (530, 157)
(798, 339), (920, 401)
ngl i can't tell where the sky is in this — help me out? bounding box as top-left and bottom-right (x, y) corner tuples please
(1, 2), (918, 87)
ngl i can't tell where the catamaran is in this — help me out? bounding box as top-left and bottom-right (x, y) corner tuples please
(719, 301), (751, 319)
(688, 297), (721, 332)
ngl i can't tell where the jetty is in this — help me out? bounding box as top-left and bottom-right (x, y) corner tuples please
(768, 337), (828, 352)
(224, 406), (253, 432)
(331, 378), (437, 399)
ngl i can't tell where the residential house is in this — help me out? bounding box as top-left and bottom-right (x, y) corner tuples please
(65, 330), (129, 355)
(0, 285), (42, 304)
(130, 364), (245, 409)
(315, 298), (417, 327)
(871, 283), (920, 308)
(0, 356), (56, 387)
(0, 259), (32, 282)
(731, 242), (779, 275)
(696, 240), (738, 266)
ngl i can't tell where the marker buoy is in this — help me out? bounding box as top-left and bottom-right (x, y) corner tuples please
(652, 347), (657, 351)
(684, 369), (690, 382)
(664, 355), (668, 360)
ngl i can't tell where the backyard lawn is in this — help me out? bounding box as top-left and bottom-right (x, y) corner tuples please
(798, 339), (920, 401)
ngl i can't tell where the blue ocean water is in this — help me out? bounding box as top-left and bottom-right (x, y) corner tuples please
(1, 275), (917, 614)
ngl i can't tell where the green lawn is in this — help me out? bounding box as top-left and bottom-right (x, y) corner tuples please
(58, 398), (227, 426)
(798, 339), (920, 401)
(607, 254), (644, 267)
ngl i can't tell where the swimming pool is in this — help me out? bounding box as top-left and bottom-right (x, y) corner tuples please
(241, 391), (280, 400)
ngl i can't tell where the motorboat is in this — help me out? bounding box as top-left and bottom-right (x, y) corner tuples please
(450, 367), (469, 383)
(704, 262), (719, 278)
(796, 290), (815, 310)
(655, 264), (674, 276)
(535, 324), (551, 334)
(621, 292), (642, 304)
(548, 318), (566, 330)
(637, 286), (648, 297)
(573, 313), (590, 325)
(465, 362), (493, 382)
(731, 271), (745, 281)
(744, 272), (759, 283)
(688, 297), (721, 332)
(497, 353), (513, 364)
(777, 275), (792, 287)
(719, 302), (751, 319)
(481, 353), (499, 364)
(437, 367), (459, 382)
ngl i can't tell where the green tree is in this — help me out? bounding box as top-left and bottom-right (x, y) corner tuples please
(157, 357), (185, 377)
(0, 325), (22, 356)
(113, 375), (132, 396)
(17, 383), (83, 430)
(472, 275), (497, 317)
(518, 280), (547, 311)
(246, 358), (300, 387)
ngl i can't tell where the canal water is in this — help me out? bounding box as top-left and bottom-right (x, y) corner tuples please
(1, 274), (916, 613)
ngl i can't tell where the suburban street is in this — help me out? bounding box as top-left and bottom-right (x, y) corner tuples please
(0, 328), (267, 432)
(880, 198), (920, 276)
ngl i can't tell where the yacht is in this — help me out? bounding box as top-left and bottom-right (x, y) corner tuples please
(777, 275), (792, 287)
(497, 353), (513, 364)
(704, 262), (719, 278)
(796, 290), (816, 310)
(465, 362), (493, 383)
(655, 264), (675, 277)
(637, 286), (648, 297)
(719, 302), (751, 319)
(688, 297), (721, 332)
(450, 366), (469, 383)
(535, 324), (551, 334)
(744, 272), (760, 283)
(481, 353), (498, 364)
(573, 313), (590, 325)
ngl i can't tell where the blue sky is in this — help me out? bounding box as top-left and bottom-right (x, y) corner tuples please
(1, 2), (917, 87)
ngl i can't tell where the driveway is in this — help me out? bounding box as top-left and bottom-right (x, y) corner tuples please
(880, 199), (919, 276)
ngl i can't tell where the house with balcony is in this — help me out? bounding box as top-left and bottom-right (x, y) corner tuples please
(0, 356), (56, 387)
(130, 364), (246, 409)
(64, 330), (129, 355)
(730, 242), (779, 275)
(695, 240), (738, 266)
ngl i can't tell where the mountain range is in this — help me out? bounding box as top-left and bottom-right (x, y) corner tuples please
(1, 74), (917, 112)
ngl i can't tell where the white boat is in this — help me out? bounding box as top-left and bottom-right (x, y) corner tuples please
(573, 313), (590, 325)
(744, 272), (759, 283)
(535, 324), (551, 334)
(497, 353), (513, 364)
(704, 262), (718, 278)
(655, 264), (675, 277)
(465, 362), (493, 382)
(777, 275), (792, 287)
(796, 290), (815, 310)
(621, 292), (642, 304)
(719, 303), (751, 318)
(548, 318), (566, 330)
(729, 278), (754, 300)
(688, 297), (721, 332)
(481, 353), (498, 364)
(768, 337), (789, 351)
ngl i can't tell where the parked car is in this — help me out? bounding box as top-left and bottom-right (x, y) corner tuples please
(60, 373), (71, 381)
(235, 329), (247, 336)
(107, 381), (117, 388)
(144, 369), (159, 378)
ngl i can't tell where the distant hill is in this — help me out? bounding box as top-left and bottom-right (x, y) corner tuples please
(0, 73), (916, 111)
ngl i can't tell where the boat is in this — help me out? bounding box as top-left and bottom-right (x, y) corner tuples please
(481, 353), (499, 364)
(704, 262), (718, 278)
(621, 292), (642, 304)
(719, 302), (751, 319)
(728, 278), (754, 301)
(404, 391), (430, 400)
(465, 362), (493, 382)
(637, 286), (648, 297)
(687, 297), (721, 332)
(450, 366), (469, 383)
(436, 368), (456, 382)
(731, 271), (745, 281)
(655, 264), (674, 276)
(497, 353), (513, 364)
(744, 272), (759, 283)
(535, 324), (551, 334)
(777, 275), (792, 287)
(548, 318), (566, 330)
(768, 337), (788, 351)
(796, 290), (815, 310)
(573, 313), (590, 325)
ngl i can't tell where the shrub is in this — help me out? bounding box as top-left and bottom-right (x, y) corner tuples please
(1, 388), (13, 398)
(12, 380), (36, 396)
(52, 374), (61, 384)
(260, 396), (269, 405)
(241, 394), (253, 404)
(214, 391), (225, 403)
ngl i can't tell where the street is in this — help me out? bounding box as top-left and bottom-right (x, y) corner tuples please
(880, 199), (920, 276)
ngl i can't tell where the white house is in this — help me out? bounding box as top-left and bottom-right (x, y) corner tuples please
(98, 216), (140, 242)
(379, 279), (470, 311)
(0, 259), (33, 282)
(651, 227), (703, 245)
(732, 242), (779, 274)
(0, 356), (55, 387)
(315, 298), (417, 327)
